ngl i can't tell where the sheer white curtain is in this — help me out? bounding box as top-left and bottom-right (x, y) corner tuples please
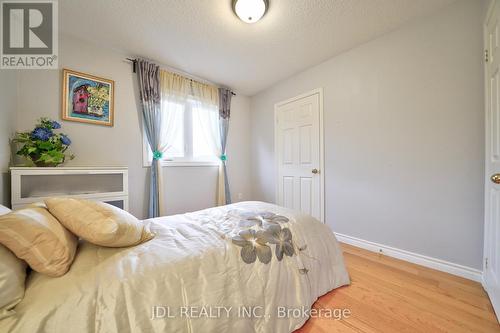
(152, 96), (184, 217)
(159, 70), (227, 206)
(192, 100), (226, 205)
(158, 94), (186, 158)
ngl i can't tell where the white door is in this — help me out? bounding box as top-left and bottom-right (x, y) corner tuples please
(275, 90), (323, 221)
(484, 0), (500, 321)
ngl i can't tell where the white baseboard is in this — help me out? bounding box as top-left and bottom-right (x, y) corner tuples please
(335, 232), (483, 283)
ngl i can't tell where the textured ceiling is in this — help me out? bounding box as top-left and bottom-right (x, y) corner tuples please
(60, 0), (456, 96)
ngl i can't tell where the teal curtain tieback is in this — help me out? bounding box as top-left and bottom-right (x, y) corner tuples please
(153, 150), (163, 160)
(220, 154), (227, 161)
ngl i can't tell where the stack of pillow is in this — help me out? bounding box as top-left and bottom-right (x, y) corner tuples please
(0, 198), (155, 318)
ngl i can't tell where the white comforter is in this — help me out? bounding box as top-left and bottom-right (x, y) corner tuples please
(1, 201), (350, 333)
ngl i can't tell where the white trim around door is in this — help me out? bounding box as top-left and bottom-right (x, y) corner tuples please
(483, 0), (500, 322)
(274, 88), (325, 223)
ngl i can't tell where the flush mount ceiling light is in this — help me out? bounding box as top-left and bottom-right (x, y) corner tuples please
(232, 0), (268, 24)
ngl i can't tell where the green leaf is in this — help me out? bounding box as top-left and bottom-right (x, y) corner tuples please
(38, 151), (64, 164)
(37, 153), (52, 162)
(37, 150), (65, 164)
(48, 150), (64, 159)
(12, 132), (31, 143)
(37, 141), (53, 150)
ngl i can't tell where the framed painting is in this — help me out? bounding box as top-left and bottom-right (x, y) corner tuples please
(62, 69), (114, 126)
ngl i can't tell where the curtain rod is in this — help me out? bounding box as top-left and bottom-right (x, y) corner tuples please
(125, 58), (236, 96)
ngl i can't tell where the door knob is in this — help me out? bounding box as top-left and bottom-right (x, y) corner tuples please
(312, 169), (319, 174)
(491, 174), (500, 184)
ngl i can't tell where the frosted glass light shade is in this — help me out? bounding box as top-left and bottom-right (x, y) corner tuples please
(233, 0), (268, 24)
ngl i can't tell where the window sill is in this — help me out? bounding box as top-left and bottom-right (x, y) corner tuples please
(143, 160), (220, 168)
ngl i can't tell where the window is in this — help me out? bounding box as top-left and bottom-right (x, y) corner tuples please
(143, 97), (220, 167)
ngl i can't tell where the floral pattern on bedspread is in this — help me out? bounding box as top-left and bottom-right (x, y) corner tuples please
(189, 208), (312, 271)
(231, 212), (296, 264)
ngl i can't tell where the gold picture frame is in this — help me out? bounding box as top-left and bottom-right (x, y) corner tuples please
(61, 69), (115, 127)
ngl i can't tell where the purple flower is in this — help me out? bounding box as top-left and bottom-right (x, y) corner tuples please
(51, 121), (61, 129)
(31, 127), (53, 141)
(60, 135), (71, 146)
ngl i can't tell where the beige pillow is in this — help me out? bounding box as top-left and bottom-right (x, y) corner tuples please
(45, 198), (154, 247)
(0, 206), (27, 319)
(0, 206), (77, 277)
(0, 244), (27, 319)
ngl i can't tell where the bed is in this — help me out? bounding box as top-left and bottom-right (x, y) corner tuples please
(0, 201), (350, 333)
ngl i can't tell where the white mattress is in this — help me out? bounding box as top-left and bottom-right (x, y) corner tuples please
(0, 201), (350, 333)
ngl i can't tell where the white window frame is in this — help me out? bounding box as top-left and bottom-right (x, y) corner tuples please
(142, 101), (220, 168)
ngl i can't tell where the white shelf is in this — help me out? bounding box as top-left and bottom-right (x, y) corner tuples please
(10, 166), (129, 211)
(14, 191), (127, 203)
(10, 166), (127, 173)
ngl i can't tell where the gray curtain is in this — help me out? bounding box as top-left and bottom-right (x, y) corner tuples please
(137, 59), (162, 218)
(219, 88), (232, 204)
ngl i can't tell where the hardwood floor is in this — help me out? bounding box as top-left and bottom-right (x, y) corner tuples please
(296, 243), (499, 333)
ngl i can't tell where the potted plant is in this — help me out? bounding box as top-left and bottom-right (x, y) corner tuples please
(12, 118), (75, 167)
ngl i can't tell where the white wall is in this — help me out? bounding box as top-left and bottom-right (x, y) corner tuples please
(250, 0), (485, 269)
(0, 71), (17, 206)
(13, 35), (252, 218)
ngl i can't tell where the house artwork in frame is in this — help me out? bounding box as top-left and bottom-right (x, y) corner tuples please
(62, 69), (114, 126)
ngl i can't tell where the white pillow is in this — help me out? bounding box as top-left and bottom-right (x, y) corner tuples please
(0, 205), (27, 319)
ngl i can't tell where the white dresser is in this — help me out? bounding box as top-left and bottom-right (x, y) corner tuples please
(10, 167), (129, 211)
